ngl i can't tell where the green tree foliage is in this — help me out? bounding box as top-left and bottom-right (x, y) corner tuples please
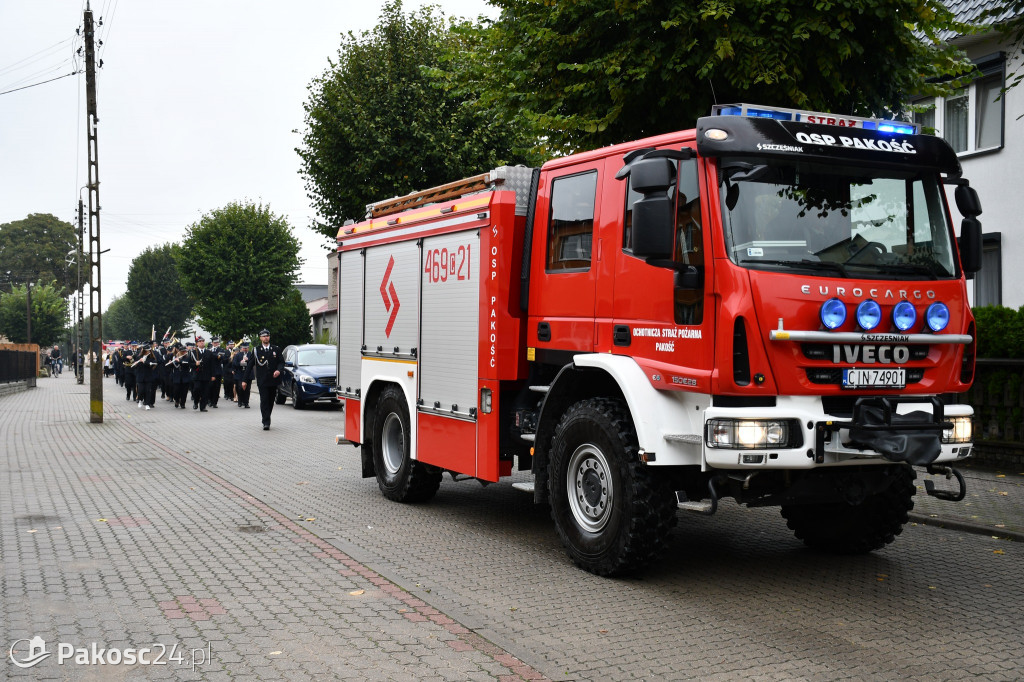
(271, 288), (314, 348)
(177, 202), (304, 341)
(103, 294), (146, 341)
(465, 0), (975, 155)
(125, 243), (193, 338)
(297, 0), (538, 235)
(0, 280), (67, 346)
(0, 214), (81, 296)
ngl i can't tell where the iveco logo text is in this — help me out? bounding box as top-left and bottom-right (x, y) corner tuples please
(800, 284), (936, 300)
(833, 344), (910, 364)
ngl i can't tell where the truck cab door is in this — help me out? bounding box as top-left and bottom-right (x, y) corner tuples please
(528, 163), (602, 356)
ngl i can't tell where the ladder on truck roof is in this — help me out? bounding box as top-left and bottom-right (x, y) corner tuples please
(367, 173), (492, 219)
(365, 166), (537, 219)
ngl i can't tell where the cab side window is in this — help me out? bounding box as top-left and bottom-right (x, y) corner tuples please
(622, 157), (704, 324)
(547, 171), (597, 272)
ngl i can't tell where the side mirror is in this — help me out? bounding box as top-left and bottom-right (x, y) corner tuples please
(284, 360), (295, 368)
(629, 158), (675, 192)
(959, 217), (982, 274)
(955, 185), (982, 218)
(632, 197), (674, 259)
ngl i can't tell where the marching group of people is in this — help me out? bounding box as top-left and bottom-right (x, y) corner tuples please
(107, 328), (285, 430)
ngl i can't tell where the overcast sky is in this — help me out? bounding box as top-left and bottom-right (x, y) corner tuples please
(0, 0), (497, 310)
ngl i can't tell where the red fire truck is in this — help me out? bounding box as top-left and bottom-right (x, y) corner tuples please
(334, 104), (982, 575)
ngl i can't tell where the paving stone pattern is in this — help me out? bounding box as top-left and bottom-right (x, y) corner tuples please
(3, 379), (1023, 680)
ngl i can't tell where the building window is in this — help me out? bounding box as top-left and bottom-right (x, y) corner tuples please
(913, 55), (1004, 155)
(974, 233), (1002, 306)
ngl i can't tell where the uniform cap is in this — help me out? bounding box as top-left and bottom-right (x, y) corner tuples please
(258, 328), (270, 337)
(211, 336), (221, 342)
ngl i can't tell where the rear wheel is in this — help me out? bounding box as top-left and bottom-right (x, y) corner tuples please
(548, 398), (676, 576)
(372, 385), (441, 503)
(781, 465), (916, 554)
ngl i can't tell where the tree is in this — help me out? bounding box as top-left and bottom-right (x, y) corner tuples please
(272, 288), (314, 348)
(0, 280), (67, 346)
(297, 0), (539, 236)
(125, 243), (193, 338)
(177, 202), (304, 341)
(103, 294), (145, 341)
(0, 214), (81, 297)
(465, 0), (975, 155)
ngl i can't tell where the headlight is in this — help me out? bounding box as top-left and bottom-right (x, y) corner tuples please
(820, 298), (846, 330)
(706, 419), (802, 449)
(856, 299), (882, 330)
(299, 374), (316, 384)
(925, 302), (950, 332)
(892, 300), (917, 331)
(942, 416), (972, 443)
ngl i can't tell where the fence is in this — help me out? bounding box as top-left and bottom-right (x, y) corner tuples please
(966, 358), (1024, 468)
(0, 343), (39, 387)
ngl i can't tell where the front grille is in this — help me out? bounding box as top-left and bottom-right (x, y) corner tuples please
(319, 377), (337, 387)
(802, 343), (929, 361)
(805, 368), (925, 385)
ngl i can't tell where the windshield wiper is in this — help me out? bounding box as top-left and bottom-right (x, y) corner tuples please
(740, 259), (850, 278)
(865, 262), (946, 280)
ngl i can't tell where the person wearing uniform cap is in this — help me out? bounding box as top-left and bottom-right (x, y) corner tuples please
(253, 328), (284, 430)
(190, 336), (214, 412)
(123, 342), (138, 402)
(223, 340), (237, 402)
(233, 340), (253, 408)
(208, 336), (227, 408)
(136, 343), (159, 410)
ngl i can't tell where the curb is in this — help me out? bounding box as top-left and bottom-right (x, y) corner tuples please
(908, 512), (1024, 542)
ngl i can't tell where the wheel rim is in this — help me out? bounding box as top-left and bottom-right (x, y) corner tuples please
(567, 443), (613, 533)
(381, 412), (405, 475)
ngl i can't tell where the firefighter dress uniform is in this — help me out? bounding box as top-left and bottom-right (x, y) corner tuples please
(253, 329), (284, 430)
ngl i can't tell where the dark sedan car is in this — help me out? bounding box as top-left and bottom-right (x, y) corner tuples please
(276, 344), (339, 409)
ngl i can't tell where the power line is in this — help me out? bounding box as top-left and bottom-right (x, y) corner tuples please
(0, 71), (81, 97)
(0, 36), (75, 76)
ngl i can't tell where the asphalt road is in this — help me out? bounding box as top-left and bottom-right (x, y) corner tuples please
(2, 379), (1022, 680)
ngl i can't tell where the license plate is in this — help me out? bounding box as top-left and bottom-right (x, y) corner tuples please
(328, 387), (335, 393)
(842, 368), (905, 389)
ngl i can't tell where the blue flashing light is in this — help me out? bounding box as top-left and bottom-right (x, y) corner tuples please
(746, 108), (793, 121)
(893, 301), (917, 331)
(718, 107), (743, 117)
(856, 299), (882, 330)
(877, 123), (916, 134)
(820, 298), (847, 330)
(925, 302), (950, 332)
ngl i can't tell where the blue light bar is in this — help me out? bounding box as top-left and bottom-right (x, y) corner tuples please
(711, 104), (919, 133)
(745, 108), (792, 121)
(863, 121), (917, 135)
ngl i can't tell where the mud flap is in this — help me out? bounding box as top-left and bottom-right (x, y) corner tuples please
(845, 398), (948, 466)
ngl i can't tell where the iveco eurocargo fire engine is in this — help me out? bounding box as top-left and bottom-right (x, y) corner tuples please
(334, 104), (982, 575)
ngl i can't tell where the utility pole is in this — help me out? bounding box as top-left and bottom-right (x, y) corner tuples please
(84, 3), (103, 422)
(77, 199), (85, 384)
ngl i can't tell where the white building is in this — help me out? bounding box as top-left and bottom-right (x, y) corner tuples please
(917, 2), (1023, 306)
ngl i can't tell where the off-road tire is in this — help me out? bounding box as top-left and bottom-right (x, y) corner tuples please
(548, 398), (677, 576)
(780, 465), (916, 554)
(372, 385), (441, 503)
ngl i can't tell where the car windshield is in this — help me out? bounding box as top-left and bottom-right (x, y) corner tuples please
(296, 348), (337, 366)
(719, 158), (958, 279)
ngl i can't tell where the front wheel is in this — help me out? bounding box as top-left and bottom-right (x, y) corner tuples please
(291, 383), (304, 409)
(548, 398), (676, 576)
(372, 385), (441, 503)
(275, 387), (286, 405)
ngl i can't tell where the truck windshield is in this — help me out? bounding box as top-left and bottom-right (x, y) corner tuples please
(719, 159), (958, 279)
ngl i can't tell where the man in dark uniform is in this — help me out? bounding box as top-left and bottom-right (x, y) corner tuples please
(208, 336), (227, 408)
(253, 329), (284, 430)
(123, 342), (138, 402)
(223, 340), (236, 402)
(233, 340), (252, 409)
(189, 336), (214, 412)
(170, 343), (188, 408)
(136, 343), (159, 410)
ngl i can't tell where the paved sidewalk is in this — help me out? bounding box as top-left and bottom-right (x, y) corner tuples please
(2, 379), (547, 680)
(911, 461), (1024, 540)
